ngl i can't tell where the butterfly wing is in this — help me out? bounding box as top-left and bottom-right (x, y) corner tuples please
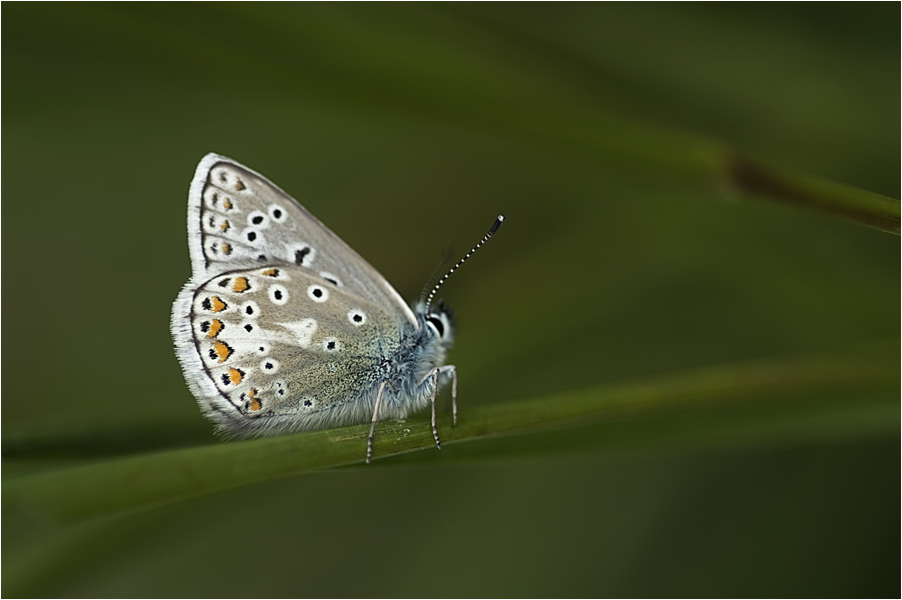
(185, 153), (415, 326)
(172, 154), (417, 437)
(177, 265), (404, 436)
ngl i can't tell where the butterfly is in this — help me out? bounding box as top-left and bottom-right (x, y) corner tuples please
(171, 153), (503, 462)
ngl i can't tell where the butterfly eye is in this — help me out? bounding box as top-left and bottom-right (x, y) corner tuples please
(426, 315), (445, 338)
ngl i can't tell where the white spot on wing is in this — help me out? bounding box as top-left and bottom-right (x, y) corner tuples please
(203, 186), (236, 212)
(242, 227), (264, 246)
(240, 300), (260, 318)
(307, 284), (328, 303)
(319, 272), (342, 287)
(268, 284), (289, 305)
(278, 318), (317, 347)
(286, 242), (316, 267)
(209, 165), (250, 194)
(268, 204), (287, 223)
(347, 309), (366, 326)
(247, 210), (270, 229)
(203, 214), (231, 235)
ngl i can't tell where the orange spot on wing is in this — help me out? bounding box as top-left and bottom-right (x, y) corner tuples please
(228, 368), (243, 385)
(221, 243), (232, 255)
(248, 389), (261, 411)
(220, 220), (230, 232)
(207, 319), (224, 338)
(262, 268), (279, 277)
(223, 198), (233, 210)
(213, 341), (232, 363)
(232, 277), (250, 293)
(235, 179), (246, 191)
(210, 296), (227, 312)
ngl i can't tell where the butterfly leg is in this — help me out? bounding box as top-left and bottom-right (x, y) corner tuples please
(445, 365), (458, 427)
(429, 368), (442, 450)
(366, 379), (388, 464)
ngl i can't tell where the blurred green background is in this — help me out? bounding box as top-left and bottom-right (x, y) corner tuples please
(3, 3), (899, 597)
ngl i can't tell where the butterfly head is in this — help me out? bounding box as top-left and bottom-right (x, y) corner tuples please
(418, 299), (455, 344)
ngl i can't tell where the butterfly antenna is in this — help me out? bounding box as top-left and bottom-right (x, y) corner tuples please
(419, 245), (457, 307)
(423, 214), (505, 311)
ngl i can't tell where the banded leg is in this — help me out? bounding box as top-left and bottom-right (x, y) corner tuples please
(430, 368), (442, 450)
(366, 380), (387, 464)
(447, 365), (458, 426)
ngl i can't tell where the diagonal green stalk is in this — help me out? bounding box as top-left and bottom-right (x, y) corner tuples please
(726, 156), (900, 235)
(4, 344), (897, 522)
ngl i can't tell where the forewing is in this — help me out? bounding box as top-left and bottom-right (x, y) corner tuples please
(186, 153), (415, 326)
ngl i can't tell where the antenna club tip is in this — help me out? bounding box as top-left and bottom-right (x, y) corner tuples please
(488, 214), (505, 236)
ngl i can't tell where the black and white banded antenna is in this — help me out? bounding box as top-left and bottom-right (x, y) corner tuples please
(420, 244), (456, 308)
(421, 214), (505, 311)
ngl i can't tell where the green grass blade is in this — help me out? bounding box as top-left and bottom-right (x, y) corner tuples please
(4, 345), (896, 522)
